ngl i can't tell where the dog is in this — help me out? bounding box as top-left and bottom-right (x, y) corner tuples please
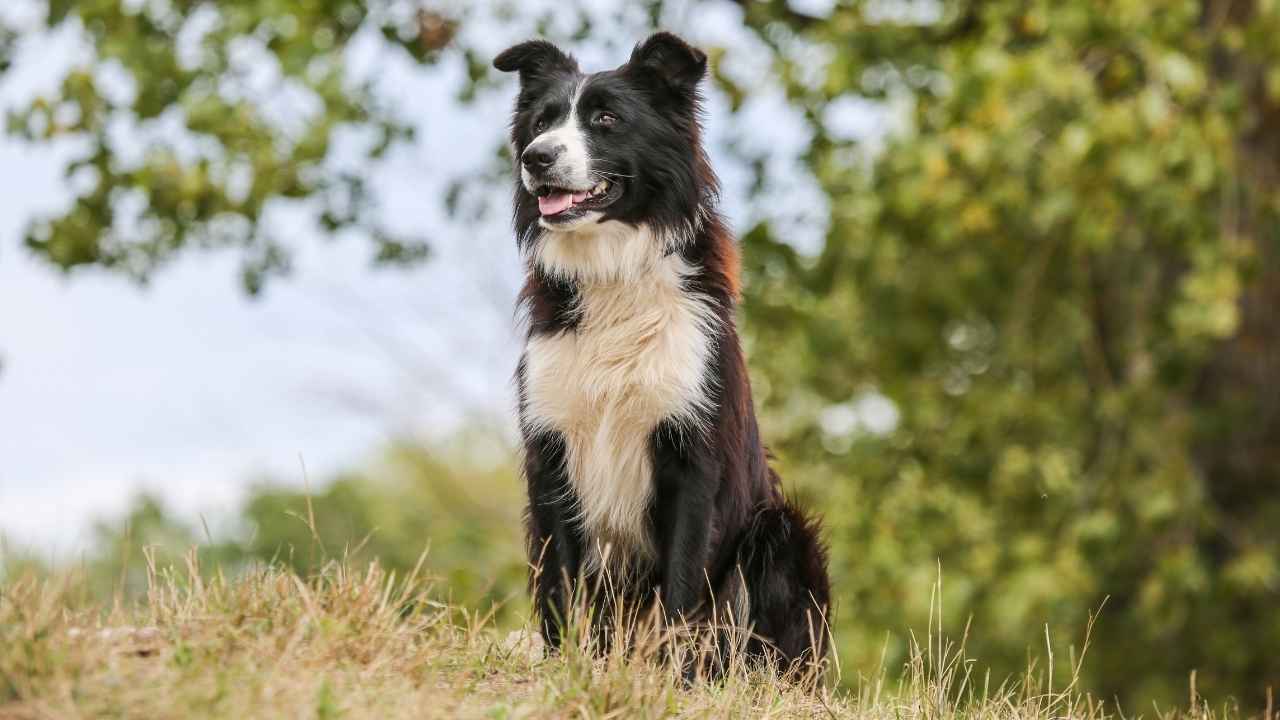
(494, 32), (831, 676)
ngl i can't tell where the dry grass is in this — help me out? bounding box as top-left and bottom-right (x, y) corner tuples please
(0, 551), (1223, 719)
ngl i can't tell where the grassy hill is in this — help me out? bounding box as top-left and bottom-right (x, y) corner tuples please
(0, 555), (1222, 719)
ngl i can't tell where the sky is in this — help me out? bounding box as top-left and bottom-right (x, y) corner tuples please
(0, 0), (846, 556)
(0, 32), (525, 552)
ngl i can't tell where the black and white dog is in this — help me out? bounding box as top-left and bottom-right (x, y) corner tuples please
(495, 32), (831, 674)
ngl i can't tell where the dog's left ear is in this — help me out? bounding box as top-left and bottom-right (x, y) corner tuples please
(626, 32), (707, 101)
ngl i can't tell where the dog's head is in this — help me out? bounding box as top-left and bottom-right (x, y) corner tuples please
(494, 33), (710, 239)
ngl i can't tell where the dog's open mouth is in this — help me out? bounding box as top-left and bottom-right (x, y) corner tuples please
(535, 179), (622, 222)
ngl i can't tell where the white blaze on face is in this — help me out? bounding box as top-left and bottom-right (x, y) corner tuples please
(521, 80), (593, 196)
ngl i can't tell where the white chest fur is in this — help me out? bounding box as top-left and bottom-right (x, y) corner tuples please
(522, 236), (717, 576)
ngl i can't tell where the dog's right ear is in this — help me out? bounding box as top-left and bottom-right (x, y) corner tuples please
(493, 40), (578, 85)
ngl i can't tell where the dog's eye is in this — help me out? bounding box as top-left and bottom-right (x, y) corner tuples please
(593, 112), (618, 128)
(533, 118), (548, 134)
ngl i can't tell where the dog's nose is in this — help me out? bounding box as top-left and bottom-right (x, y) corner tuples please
(522, 144), (560, 171)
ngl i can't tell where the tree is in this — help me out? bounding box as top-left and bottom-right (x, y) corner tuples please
(2, 0), (453, 292)
(64, 440), (528, 619)
(729, 0), (1280, 708)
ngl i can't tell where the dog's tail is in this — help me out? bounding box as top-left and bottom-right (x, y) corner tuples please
(731, 500), (832, 673)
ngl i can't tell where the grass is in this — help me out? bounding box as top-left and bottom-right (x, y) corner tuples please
(0, 550), (1232, 720)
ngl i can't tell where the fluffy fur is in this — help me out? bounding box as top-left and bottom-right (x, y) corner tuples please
(496, 32), (831, 675)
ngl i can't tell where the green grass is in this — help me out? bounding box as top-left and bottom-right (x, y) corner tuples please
(0, 551), (1232, 719)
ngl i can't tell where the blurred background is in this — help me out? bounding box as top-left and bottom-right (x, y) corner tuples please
(2, 0), (1278, 710)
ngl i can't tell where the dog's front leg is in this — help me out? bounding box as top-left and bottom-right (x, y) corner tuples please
(650, 423), (721, 621)
(524, 432), (582, 650)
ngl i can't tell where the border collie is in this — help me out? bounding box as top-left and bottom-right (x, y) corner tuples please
(495, 32), (831, 675)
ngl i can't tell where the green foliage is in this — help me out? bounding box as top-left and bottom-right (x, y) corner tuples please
(73, 440), (528, 622)
(5, 0), (445, 292)
(238, 440), (528, 612)
(732, 0), (1280, 709)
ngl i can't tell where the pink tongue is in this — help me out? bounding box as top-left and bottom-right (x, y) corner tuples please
(538, 193), (573, 216)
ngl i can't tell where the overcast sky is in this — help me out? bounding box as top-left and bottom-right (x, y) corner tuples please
(0, 0), (843, 556)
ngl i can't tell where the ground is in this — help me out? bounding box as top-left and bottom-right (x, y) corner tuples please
(0, 555), (1209, 719)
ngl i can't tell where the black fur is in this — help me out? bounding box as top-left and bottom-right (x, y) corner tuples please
(497, 32), (831, 676)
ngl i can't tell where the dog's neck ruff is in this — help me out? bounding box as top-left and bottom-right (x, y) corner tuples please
(521, 221), (717, 577)
(528, 219), (696, 285)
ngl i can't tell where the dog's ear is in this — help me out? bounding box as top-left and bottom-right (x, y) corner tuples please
(493, 40), (578, 86)
(625, 32), (707, 100)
